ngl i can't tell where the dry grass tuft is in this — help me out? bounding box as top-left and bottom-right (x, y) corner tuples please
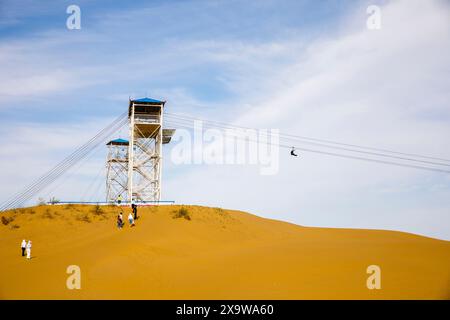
(173, 207), (191, 221)
(76, 213), (91, 223)
(42, 208), (54, 219)
(92, 204), (104, 216)
(64, 204), (75, 210)
(2, 216), (14, 225)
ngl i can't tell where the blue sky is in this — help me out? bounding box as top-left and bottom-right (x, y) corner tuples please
(1, 0), (450, 240)
(0, 0), (357, 122)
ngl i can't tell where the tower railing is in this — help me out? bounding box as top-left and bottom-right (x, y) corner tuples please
(134, 114), (160, 124)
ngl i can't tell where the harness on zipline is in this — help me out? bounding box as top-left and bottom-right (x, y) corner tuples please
(290, 147), (298, 157)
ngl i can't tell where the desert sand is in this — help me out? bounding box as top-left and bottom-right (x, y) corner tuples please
(0, 204), (449, 299)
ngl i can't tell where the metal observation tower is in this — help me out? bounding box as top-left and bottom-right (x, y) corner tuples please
(106, 98), (175, 204)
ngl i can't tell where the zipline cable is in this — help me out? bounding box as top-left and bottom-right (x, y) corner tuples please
(87, 166), (107, 203)
(44, 119), (128, 203)
(165, 112), (450, 164)
(8, 117), (128, 209)
(43, 136), (108, 202)
(164, 114), (450, 168)
(81, 159), (107, 202)
(1, 113), (128, 210)
(165, 119), (450, 174)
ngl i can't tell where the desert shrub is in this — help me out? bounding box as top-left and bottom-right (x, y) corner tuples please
(10, 224), (20, 229)
(214, 207), (225, 215)
(76, 213), (91, 223)
(64, 204), (75, 210)
(1, 216), (13, 225)
(42, 208), (54, 219)
(28, 208), (36, 214)
(92, 204), (104, 215)
(173, 207), (191, 221)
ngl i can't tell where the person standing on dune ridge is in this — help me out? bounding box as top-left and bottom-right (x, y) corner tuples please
(117, 212), (123, 229)
(26, 240), (32, 259)
(128, 212), (135, 227)
(132, 203), (138, 220)
(21, 239), (26, 257)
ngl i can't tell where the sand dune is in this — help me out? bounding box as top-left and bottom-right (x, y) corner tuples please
(0, 204), (449, 299)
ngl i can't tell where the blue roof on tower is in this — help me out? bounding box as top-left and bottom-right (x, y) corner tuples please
(131, 97), (164, 104)
(107, 138), (129, 145)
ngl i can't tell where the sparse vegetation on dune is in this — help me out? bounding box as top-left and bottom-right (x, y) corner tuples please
(0, 204), (116, 227)
(214, 207), (224, 213)
(76, 212), (91, 223)
(64, 204), (75, 210)
(42, 208), (54, 219)
(1, 215), (13, 225)
(173, 206), (191, 221)
(92, 204), (104, 215)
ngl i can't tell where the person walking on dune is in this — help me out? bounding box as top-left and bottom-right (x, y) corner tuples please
(132, 203), (138, 220)
(117, 212), (123, 229)
(128, 213), (135, 227)
(26, 240), (32, 259)
(21, 239), (26, 257)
